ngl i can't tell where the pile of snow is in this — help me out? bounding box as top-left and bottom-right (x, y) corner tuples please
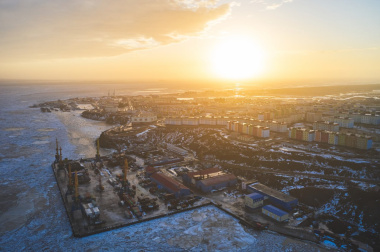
(167, 207), (256, 250)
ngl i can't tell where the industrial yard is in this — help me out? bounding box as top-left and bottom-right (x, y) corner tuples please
(51, 135), (372, 251)
(52, 143), (210, 237)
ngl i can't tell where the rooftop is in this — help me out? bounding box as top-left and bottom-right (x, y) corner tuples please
(263, 205), (288, 217)
(151, 172), (189, 193)
(248, 183), (297, 203)
(187, 167), (221, 178)
(246, 193), (264, 201)
(200, 173), (237, 187)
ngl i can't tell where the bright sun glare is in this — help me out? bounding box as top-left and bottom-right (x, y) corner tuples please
(211, 38), (265, 80)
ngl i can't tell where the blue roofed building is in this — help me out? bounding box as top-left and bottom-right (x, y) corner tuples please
(244, 193), (264, 211)
(247, 183), (298, 211)
(262, 205), (289, 222)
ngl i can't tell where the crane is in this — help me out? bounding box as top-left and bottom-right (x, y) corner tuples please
(123, 159), (128, 188)
(96, 138), (101, 161)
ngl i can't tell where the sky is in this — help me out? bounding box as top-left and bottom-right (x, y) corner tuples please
(0, 0), (379, 87)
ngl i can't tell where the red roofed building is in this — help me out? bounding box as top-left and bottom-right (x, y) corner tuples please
(182, 167), (237, 193)
(150, 172), (191, 198)
(145, 166), (157, 177)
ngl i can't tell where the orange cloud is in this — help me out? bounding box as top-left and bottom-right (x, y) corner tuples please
(0, 0), (232, 60)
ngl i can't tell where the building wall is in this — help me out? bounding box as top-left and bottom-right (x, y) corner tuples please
(315, 130), (321, 142)
(216, 118), (229, 126)
(132, 115), (157, 123)
(338, 134), (346, 146)
(197, 178), (237, 193)
(262, 207), (289, 222)
(321, 131), (329, 143)
(338, 113), (380, 125)
(227, 121), (271, 138)
(247, 186), (298, 211)
(313, 121), (339, 132)
(262, 128), (270, 138)
(244, 195), (264, 210)
(182, 117), (199, 126)
(150, 176), (191, 198)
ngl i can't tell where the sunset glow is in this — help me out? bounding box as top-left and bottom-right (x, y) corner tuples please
(211, 38), (265, 80)
(0, 0), (379, 85)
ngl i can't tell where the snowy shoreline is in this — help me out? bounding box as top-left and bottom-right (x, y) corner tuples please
(52, 110), (114, 159)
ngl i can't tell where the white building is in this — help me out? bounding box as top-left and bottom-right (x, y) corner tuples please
(131, 113), (157, 124)
(182, 117), (199, 126)
(165, 117), (182, 125)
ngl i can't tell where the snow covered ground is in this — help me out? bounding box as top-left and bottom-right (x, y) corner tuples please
(0, 85), (331, 251)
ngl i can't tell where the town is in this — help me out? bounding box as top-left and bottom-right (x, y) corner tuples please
(40, 84), (380, 251)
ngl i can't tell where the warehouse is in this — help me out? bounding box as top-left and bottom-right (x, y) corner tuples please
(247, 183), (298, 211)
(150, 172), (191, 198)
(262, 205), (289, 222)
(244, 193), (264, 211)
(182, 167), (237, 193)
(144, 166), (157, 177)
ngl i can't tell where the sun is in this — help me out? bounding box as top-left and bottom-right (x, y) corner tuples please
(210, 38), (265, 80)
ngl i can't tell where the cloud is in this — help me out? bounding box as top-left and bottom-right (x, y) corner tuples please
(266, 3), (282, 10)
(276, 47), (379, 56)
(250, 0), (293, 10)
(0, 0), (232, 60)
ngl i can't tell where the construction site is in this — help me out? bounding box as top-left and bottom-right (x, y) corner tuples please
(52, 139), (209, 237)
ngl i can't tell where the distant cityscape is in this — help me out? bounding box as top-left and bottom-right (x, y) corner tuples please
(34, 85), (380, 251)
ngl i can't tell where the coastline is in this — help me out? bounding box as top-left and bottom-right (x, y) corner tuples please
(52, 110), (114, 159)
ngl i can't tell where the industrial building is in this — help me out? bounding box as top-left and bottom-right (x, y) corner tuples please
(244, 193), (264, 211)
(182, 167), (237, 193)
(144, 166), (157, 177)
(247, 183), (298, 211)
(262, 205), (289, 222)
(150, 172), (191, 198)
